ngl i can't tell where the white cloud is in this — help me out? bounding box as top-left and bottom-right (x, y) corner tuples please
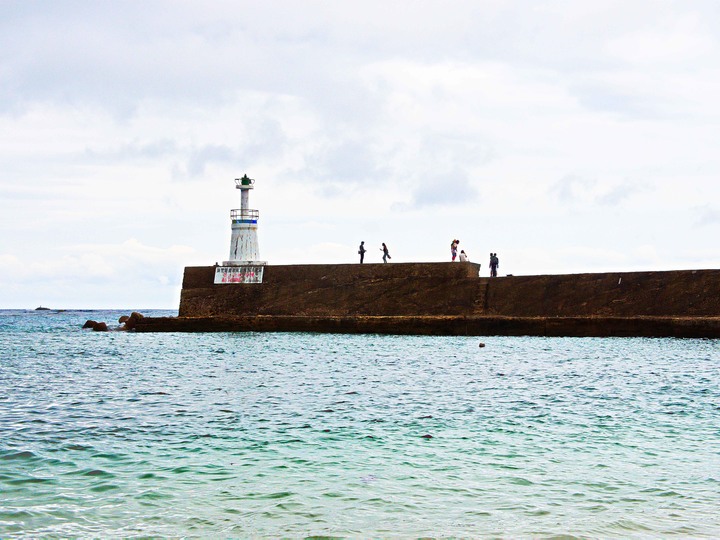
(549, 174), (597, 203)
(605, 13), (716, 66)
(0, 239), (197, 309)
(1, 0), (719, 307)
(695, 206), (720, 227)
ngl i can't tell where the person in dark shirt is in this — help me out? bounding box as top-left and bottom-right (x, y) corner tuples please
(381, 243), (391, 263)
(490, 253), (499, 277)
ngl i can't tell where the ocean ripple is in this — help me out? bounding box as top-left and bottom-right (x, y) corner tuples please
(1, 311), (719, 537)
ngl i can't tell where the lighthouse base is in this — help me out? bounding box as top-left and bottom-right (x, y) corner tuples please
(215, 262), (267, 284)
(221, 260), (267, 267)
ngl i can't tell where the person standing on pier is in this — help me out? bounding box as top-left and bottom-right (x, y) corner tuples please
(451, 239), (459, 261)
(490, 253), (499, 277)
(358, 241), (366, 263)
(381, 243), (391, 263)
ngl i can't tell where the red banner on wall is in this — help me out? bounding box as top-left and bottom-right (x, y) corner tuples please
(214, 266), (264, 284)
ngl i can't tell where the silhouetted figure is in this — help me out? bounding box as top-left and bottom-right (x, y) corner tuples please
(381, 243), (391, 263)
(490, 253), (499, 277)
(358, 241), (366, 263)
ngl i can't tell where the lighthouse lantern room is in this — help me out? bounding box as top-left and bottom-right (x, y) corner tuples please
(215, 174), (267, 284)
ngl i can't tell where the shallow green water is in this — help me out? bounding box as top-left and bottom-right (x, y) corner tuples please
(1, 310), (719, 538)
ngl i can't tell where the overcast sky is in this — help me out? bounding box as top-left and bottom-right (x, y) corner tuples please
(2, 0), (719, 309)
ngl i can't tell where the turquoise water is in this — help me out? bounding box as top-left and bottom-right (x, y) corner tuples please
(1, 310), (719, 538)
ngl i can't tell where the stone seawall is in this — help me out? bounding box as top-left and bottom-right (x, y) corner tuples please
(136, 314), (720, 337)
(135, 264), (720, 336)
(178, 263), (485, 317)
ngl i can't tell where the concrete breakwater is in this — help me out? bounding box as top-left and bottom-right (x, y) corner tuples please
(135, 263), (720, 337)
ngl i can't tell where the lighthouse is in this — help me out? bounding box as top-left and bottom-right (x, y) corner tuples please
(216, 174), (266, 284)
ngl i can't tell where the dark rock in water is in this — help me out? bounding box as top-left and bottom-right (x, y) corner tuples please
(478, 342), (486, 347)
(421, 434), (433, 439)
(82, 320), (108, 331)
(35, 306), (51, 311)
(118, 315), (129, 324)
(122, 312), (145, 330)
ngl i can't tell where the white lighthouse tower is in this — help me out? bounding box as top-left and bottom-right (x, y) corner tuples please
(216, 174), (266, 284)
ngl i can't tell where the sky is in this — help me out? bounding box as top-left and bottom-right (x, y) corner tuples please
(1, 0), (720, 309)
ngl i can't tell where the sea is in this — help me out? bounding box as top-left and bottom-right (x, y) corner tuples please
(1, 309), (719, 539)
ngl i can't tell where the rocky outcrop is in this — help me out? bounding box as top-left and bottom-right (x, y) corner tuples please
(82, 320), (108, 332)
(82, 312), (145, 332)
(121, 312), (144, 330)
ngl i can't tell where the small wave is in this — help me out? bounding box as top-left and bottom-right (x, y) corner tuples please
(90, 483), (119, 493)
(507, 476), (535, 486)
(601, 518), (654, 533)
(1, 450), (37, 460)
(136, 489), (173, 500)
(82, 469), (115, 478)
(253, 490), (293, 500)
(7, 476), (56, 485)
(63, 444), (92, 451)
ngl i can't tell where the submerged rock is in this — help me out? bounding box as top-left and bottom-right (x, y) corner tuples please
(121, 312), (145, 330)
(82, 320), (108, 331)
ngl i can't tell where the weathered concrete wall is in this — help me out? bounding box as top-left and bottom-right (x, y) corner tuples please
(178, 264), (720, 318)
(484, 270), (720, 317)
(132, 263), (720, 336)
(179, 263), (485, 317)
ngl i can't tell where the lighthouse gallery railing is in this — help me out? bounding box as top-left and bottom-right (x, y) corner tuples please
(231, 209), (259, 221)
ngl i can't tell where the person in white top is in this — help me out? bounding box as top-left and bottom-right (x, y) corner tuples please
(459, 250), (468, 262)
